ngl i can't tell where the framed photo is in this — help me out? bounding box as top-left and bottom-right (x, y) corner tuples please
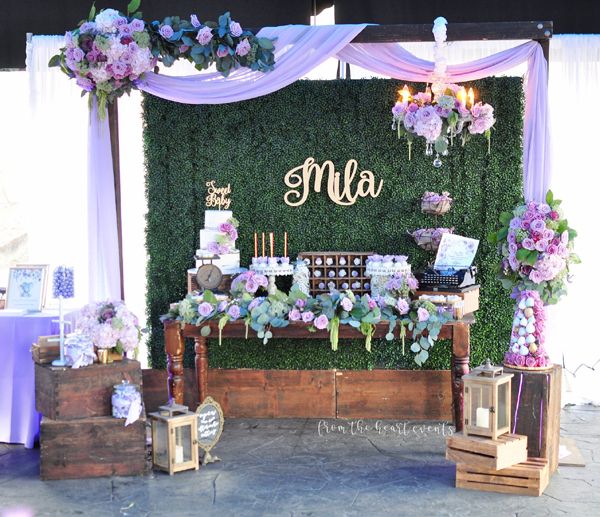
(6, 264), (49, 312)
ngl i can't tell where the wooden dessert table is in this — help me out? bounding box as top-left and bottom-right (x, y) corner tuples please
(164, 316), (474, 430)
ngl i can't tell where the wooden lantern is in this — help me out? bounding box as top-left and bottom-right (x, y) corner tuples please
(463, 360), (513, 440)
(150, 403), (199, 475)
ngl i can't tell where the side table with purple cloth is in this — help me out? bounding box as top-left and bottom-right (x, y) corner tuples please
(0, 310), (77, 448)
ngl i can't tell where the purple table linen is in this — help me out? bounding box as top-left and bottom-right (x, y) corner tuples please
(0, 311), (76, 448)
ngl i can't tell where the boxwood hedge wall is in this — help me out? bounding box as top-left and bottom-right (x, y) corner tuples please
(143, 77), (523, 370)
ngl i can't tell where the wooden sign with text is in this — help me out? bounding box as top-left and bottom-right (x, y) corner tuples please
(205, 180), (232, 209)
(284, 157), (383, 207)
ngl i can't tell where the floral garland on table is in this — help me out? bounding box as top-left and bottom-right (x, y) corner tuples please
(77, 300), (142, 354)
(207, 217), (239, 255)
(49, 1), (276, 117)
(163, 272), (453, 366)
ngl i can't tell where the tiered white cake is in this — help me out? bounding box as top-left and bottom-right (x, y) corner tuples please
(195, 210), (240, 274)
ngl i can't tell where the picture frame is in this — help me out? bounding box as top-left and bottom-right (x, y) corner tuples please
(6, 264), (49, 312)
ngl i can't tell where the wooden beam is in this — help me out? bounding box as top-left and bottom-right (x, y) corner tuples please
(351, 21), (553, 43)
(107, 100), (125, 301)
(252, 21), (553, 43)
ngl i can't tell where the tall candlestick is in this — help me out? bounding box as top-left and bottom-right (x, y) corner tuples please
(284, 232), (288, 258)
(254, 232), (258, 258)
(261, 232), (265, 257)
(269, 232), (274, 258)
(467, 87), (475, 108)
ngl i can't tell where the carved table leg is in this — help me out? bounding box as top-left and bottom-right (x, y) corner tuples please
(195, 336), (209, 403)
(451, 323), (470, 431)
(165, 322), (185, 405)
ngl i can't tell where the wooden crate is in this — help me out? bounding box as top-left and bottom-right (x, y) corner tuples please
(298, 251), (373, 297)
(31, 335), (60, 364)
(455, 458), (549, 496)
(415, 285), (479, 315)
(446, 432), (527, 470)
(35, 359), (142, 420)
(40, 415), (147, 480)
(504, 364), (561, 473)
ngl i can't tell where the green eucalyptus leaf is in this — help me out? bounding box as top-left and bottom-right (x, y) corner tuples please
(127, 0), (141, 16)
(200, 325), (211, 337)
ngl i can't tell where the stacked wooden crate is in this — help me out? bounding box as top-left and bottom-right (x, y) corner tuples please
(35, 359), (147, 480)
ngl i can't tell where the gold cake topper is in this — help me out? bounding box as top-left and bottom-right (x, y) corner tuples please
(284, 157), (383, 207)
(205, 180), (232, 209)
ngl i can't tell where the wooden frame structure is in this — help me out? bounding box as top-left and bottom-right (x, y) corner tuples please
(108, 20), (553, 300)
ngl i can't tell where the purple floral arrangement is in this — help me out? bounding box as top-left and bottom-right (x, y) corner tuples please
(384, 271), (419, 301)
(490, 191), (579, 305)
(230, 270), (268, 296)
(421, 191), (453, 215)
(52, 265), (75, 299)
(49, 2), (276, 117)
(391, 83), (495, 161)
(504, 290), (548, 368)
(207, 217), (239, 255)
(76, 300), (141, 353)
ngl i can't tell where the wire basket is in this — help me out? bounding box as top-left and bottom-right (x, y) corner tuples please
(410, 228), (454, 252)
(421, 198), (452, 216)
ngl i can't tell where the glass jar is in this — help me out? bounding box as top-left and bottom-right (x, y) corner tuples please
(112, 381), (142, 419)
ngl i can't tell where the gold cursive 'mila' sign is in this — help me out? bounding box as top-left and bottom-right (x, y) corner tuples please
(283, 157), (383, 207)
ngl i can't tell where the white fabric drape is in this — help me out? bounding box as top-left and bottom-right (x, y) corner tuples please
(25, 36), (90, 306)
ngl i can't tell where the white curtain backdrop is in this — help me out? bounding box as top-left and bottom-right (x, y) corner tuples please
(19, 33), (599, 398)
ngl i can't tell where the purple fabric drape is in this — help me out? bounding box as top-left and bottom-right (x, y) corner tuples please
(338, 41), (551, 202)
(88, 97), (121, 300)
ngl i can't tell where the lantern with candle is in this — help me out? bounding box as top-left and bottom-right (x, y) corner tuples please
(150, 402), (199, 475)
(462, 359), (513, 440)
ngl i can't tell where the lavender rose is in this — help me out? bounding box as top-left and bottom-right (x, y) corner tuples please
(314, 314), (329, 330)
(190, 14), (201, 28)
(396, 299), (409, 315)
(130, 19), (145, 33)
(235, 38), (251, 57)
(227, 305), (241, 320)
(229, 21), (243, 37)
(289, 309), (302, 321)
(159, 25), (174, 39)
(216, 44), (230, 58)
(341, 297), (353, 312)
(417, 307), (430, 322)
(198, 302), (213, 317)
(196, 26), (213, 45)
(301, 311), (315, 323)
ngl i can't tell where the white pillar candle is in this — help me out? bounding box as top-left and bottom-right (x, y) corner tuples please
(476, 407), (489, 428)
(175, 444), (184, 463)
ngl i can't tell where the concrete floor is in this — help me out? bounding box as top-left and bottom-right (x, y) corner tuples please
(0, 406), (598, 517)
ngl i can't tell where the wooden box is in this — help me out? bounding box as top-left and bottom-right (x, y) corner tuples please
(35, 359), (142, 420)
(455, 458), (549, 496)
(504, 364), (561, 473)
(31, 335), (60, 364)
(298, 251), (373, 296)
(40, 415), (147, 480)
(446, 432), (528, 470)
(415, 285), (479, 315)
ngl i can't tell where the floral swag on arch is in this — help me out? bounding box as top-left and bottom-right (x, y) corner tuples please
(49, 0), (276, 116)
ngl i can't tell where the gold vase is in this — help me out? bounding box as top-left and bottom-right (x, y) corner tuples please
(97, 349), (112, 364)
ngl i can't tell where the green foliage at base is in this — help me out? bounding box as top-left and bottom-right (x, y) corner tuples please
(144, 77), (523, 370)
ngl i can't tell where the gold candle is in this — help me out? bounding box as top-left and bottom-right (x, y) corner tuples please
(269, 232), (274, 258)
(254, 232), (258, 258)
(261, 232), (265, 257)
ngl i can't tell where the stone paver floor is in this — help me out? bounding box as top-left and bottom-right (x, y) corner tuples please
(1, 406), (598, 516)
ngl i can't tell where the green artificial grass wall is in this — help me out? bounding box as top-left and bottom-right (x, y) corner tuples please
(143, 77), (523, 370)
